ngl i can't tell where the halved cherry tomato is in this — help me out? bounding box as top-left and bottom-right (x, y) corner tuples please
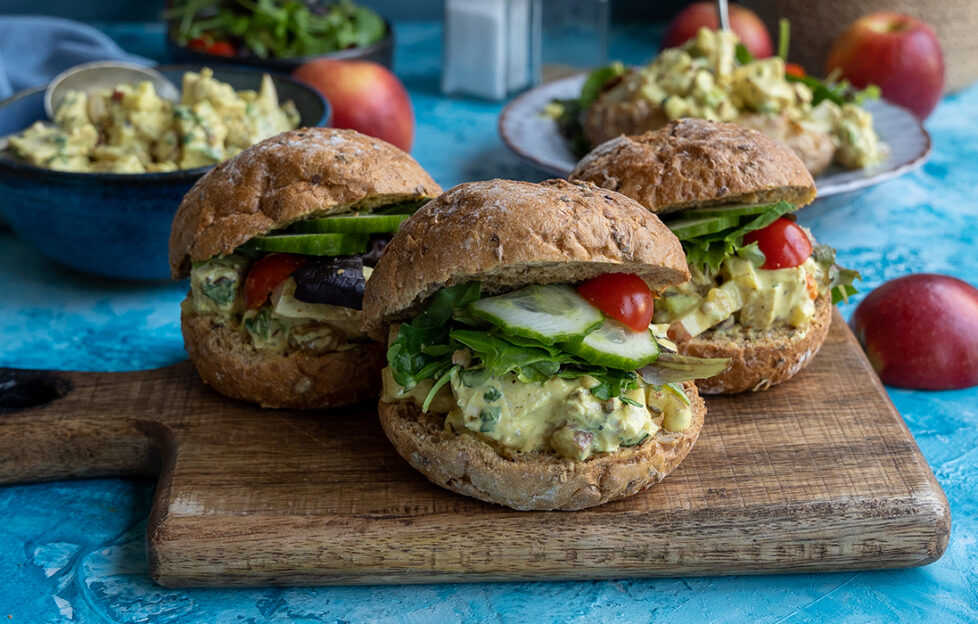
(743, 217), (813, 270)
(577, 273), (654, 332)
(785, 63), (806, 78)
(244, 253), (307, 309)
(206, 41), (237, 57)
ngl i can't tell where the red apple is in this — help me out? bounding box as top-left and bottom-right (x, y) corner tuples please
(826, 13), (944, 120)
(850, 274), (978, 390)
(662, 2), (773, 59)
(293, 59), (414, 152)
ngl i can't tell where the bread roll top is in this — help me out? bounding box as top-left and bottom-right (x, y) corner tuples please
(169, 127), (442, 278)
(361, 178), (689, 341)
(570, 119), (817, 215)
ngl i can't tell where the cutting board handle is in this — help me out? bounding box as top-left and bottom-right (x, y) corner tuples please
(0, 365), (186, 483)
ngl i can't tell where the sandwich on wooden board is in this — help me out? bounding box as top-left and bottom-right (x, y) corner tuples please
(169, 127), (442, 409)
(361, 178), (729, 510)
(571, 119), (859, 394)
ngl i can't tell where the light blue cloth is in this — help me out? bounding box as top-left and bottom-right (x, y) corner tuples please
(0, 16), (152, 99)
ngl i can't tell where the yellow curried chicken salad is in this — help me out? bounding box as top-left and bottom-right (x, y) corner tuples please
(7, 68), (300, 173)
(553, 27), (886, 175)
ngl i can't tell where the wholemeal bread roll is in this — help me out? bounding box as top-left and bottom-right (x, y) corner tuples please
(572, 119), (829, 394)
(362, 178), (707, 510)
(170, 127), (441, 409)
(681, 295), (832, 394)
(572, 118), (816, 216)
(182, 314), (386, 409)
(170, 127), (441, 279)
(378, 381), (705, 511)
(362, 178), (689, 339)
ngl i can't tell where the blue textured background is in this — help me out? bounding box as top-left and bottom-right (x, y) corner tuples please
(1, 21), (977, 623)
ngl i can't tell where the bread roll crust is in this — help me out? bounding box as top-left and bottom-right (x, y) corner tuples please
(683, 294), (833, 394)
(169, 127), (442, 278)
(361, 178), (690, 340)
(182, 312), (385, 409)
(571, 119), (817, 216)
(378, 381), (706, 510)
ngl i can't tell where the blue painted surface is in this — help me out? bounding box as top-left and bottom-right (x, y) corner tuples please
(1, 20), (977, 623)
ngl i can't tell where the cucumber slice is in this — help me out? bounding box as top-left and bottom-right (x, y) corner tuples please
(468, 284), (604, 345)
(562, 318), (660, 370)
(666, 214), (740, 240)
(682, 202), (781, 219)
(288, 213), (409, 234)
(241, 233), (369, 256)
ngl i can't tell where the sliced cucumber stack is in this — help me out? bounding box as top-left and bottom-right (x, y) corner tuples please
(666, 214), (740, 240)
(289, 213), (409, 234)
(562, 318), (659, 370)
(241, 233), (369, 256)
(682, 202), (781, 219)
(469, 284), (603, 345)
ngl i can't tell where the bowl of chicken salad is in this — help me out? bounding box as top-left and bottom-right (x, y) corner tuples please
(0, 65), (329, 280)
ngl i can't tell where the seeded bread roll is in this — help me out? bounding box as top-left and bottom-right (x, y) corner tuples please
(169, 127), (442, 279)
(571, 119), (829, 394)
(170, 127), (441, 409)
(571, 119), (816, 217)
(182, 314), (385, 409)
(362, 178), (705, 510)
(378, 381), (706, 511)
(361, 178), (689, 341)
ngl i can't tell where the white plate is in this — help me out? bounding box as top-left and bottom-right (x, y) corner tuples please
(498, 74), (931, 198)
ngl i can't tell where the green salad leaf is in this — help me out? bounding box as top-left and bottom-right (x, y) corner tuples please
(168, 0), (387, 59)
(546, 62), (626, 157)
(813, 244), (862, 303)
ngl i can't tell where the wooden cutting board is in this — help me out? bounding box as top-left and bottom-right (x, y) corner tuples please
(0, 309), (949, 587)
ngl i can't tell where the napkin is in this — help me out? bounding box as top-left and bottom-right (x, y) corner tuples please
(0, 16), (152, 99)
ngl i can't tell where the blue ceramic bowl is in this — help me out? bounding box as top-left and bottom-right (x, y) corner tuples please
(0, 65), (329, 280)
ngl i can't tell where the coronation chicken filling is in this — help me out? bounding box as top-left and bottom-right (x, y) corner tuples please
(8, 68), (299, 173)
(608, 28), (885, 169)
(186, 253), (370, 356)
(654, 253), (828, 339)
(382, 366), (692, 462)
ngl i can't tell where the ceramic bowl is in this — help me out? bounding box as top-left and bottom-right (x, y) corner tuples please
(0, 65), (329, 280)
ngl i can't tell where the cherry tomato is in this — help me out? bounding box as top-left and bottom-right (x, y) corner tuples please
(187, 37), (210, 52)
(244, 253), (306, 309)
(577, 273), (654, 332)
(206, 41), (237, 57)
(743, 217), (813, 270)
(785, 62), (806, 78)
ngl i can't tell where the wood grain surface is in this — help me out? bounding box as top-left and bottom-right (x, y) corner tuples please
(0, 310), (950, 587)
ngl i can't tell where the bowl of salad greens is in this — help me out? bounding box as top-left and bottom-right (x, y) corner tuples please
(166, 0), (393, 71)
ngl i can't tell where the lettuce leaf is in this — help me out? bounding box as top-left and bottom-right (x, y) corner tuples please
(813, 244), (862, 303)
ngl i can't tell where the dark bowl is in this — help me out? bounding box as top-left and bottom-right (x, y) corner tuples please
(0, 65), (329, 281)
(165, 19), (394, 73)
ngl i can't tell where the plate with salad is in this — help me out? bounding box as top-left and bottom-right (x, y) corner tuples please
(499, 27), (930, 198)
